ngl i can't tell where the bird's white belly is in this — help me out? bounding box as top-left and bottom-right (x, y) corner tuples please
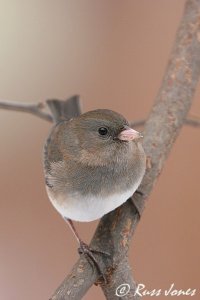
(47, 179), (141, 222)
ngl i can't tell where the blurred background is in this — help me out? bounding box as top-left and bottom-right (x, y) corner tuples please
(0, 0), (199, 299)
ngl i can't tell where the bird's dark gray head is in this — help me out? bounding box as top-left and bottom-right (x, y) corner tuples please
(57, 109), (142, 166)
(73, 109), (129, 143)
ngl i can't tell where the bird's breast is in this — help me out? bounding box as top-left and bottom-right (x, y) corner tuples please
(46, 143), (146, 222)
(46, 178), (141, 222)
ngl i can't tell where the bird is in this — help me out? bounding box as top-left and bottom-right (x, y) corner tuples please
(43, 97), (146, 278)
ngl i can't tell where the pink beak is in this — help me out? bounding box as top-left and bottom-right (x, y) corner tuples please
(118, 127), (143, 141)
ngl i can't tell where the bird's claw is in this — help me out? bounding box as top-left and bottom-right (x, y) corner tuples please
(78, 241), (109, 283)
(135, 189), (143, 196)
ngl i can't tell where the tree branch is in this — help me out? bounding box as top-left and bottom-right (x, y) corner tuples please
(49, 0), (200, 299)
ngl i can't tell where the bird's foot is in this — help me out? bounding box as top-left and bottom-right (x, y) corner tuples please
(78, 240), (110, 283)
(131, 189), (144, 217)
(135, 190), (143, 196)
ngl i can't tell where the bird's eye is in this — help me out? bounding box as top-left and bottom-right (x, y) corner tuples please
(98, 127), (108, 136)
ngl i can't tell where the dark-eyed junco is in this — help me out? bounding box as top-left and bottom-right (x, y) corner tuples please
(44, 99), (146, 276)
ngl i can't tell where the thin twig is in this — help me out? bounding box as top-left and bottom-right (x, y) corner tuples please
(130, 119), (146, 128)
(0, 100), (53, 122)
(185, 116), (200, 127)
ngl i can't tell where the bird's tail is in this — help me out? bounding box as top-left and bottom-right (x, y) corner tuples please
(46, 95), (82, 123)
